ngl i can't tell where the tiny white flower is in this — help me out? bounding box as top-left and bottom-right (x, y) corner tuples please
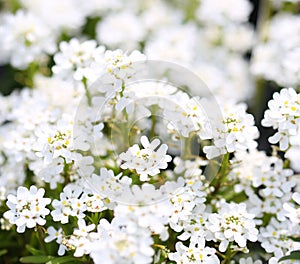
(44, 226), (67, 256)
(119, 136), (172, 181)
(96, 11), (145, 50)
(0, 10), (56, 69)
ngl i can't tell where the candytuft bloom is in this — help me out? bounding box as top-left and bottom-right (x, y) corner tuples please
(4, 185), (51, 233)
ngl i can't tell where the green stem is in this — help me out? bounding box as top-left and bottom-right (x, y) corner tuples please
(222, 248), (238, 264)
(211, 152), (230, 195)
(150, 105), (158, 139)
(215, 250), (226, 259)
(63, 159), (71, 185)
(36, 226), (47, 254)
(182, 137), (192, 159)
(83, 77), (92, 106)
(219, 152), (230, 178)
(257, 0), (272, 42)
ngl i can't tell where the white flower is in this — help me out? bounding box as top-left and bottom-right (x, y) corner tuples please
(93, 123), (104, 139)
(259, 217), (300, 259)
(176, 204), (208, 245)
(196, 0), (252, 25)
(84, 167), (132, 207)
(285, 129), (300, 171)
(52, 38), (105, 82)
(207, 202), (258, 252)
(283, 192), (300, 224)
(163, 92), (207, 137)
(20, 0), (87, 33)
(195, 55), (254, 103)
(90, 218), (154, 264)
(44, 226), (67, 256)
(168, 178), (206, 233)
(96, 11), (145, 50)
(144, 23), (198, 64)
(174, 157), (208, 178)
(35, 157), (64, 189)
(229, 149), (269, 194)
(103, 49), (146, 80)
(119, 136), (172, 181)
(203, 103), (259, 159)
(262, 88), (300, 150)
(112, 182), (180, 239)
(45, 226), (63, 242)
(222, 24), (255, 53)
(68, 219), (96, 257)
(85, 194), (106, 213)
(51, 184), (87, 223)
(251, 14), (300, 87)
(0, 10), (56, 69)
(74, 219), (95, 237)
(169, 241), (220, 264)
(115, 91), (136, 114)
(4, 186), (51, 233)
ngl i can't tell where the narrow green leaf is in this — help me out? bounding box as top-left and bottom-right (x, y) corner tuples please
(46, 256), (81, 264)
(289, 236), (300, 242)
(0, 249), (8, 256)
(26, 245), (44, 256)
(279, 251), (300, 261)
(20, 255), (54, 263)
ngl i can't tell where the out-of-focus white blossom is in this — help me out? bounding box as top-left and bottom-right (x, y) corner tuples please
(196, 0), (252, 25)
(20, 0), (87, 33)
(251, 14), (300, 87)
(96, 11), (145, 50)
(0, 10), (56, 69)
(144, 23), (197, 65)
(90, 218), (155, 264)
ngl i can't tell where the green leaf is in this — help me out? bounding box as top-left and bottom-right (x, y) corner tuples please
(20, 255), (55, 263)
(0, 249), (8, 256)
(279, 251), (300, 261)
(26, 245), (44, 256)
(289, 236), (300, 242)
(46, 256), (81, 264)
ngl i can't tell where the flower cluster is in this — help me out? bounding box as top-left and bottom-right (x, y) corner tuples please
(202, 103), (259, 159)
(0, 0), (300, 264)
(251, 14), (300, 87)
(4, 186), (51, 233)
(262, 88), (300, 150)
(119, 136), (172, 181)
(207, 202), (258, 252)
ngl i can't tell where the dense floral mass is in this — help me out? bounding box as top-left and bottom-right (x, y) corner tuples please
(0, 0), (300, 264)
